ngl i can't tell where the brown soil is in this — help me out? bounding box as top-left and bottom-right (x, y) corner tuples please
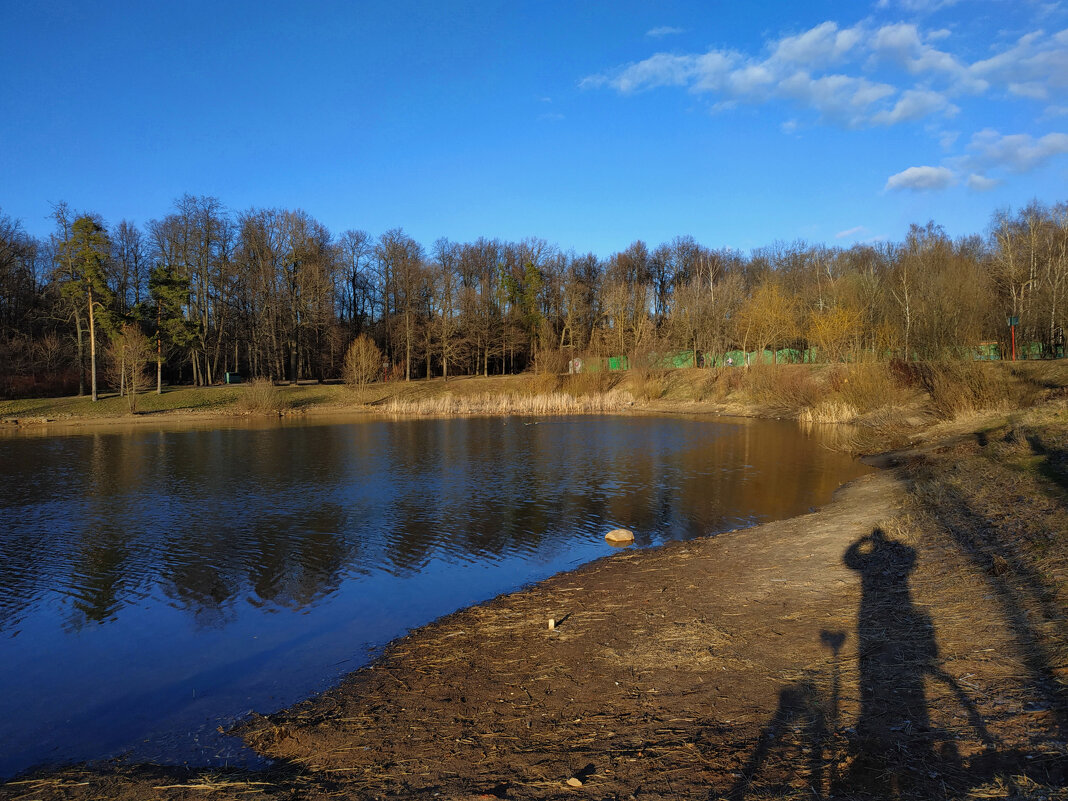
(3, 409), (1066, 801)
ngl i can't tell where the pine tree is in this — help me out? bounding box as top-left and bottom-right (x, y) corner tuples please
(59, 216), (113, 401)
(148, 261), (196, 393)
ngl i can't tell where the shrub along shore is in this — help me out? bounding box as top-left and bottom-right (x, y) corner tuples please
(1, 360), (1066, 800)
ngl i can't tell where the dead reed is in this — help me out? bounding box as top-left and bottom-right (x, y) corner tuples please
(382, 390), (634, 417)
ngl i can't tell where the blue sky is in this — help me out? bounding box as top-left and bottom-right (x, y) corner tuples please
(2, 0), (1066, 255)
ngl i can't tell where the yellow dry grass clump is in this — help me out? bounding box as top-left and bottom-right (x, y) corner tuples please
(383, 390), (633, 417)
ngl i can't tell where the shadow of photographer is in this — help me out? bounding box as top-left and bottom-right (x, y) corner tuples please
(840, 527), (995, 796)
(726, 527), (1001, 800)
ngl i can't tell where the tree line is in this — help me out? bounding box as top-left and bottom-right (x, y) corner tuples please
(1, 195), (1066, 399)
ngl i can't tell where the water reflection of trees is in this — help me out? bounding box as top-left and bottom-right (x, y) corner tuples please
(0, 418), (865, 629)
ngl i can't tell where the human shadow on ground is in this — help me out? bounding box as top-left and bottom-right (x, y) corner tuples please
(839, 527), (994, 796)
(725, 527), (1061, 800)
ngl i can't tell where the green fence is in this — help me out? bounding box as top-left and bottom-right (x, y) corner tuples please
(574, 342), (1064, 373)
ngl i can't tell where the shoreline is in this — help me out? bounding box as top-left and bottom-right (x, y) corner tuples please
(2, 396), (1066, 799)
(0, 396), (767, 437)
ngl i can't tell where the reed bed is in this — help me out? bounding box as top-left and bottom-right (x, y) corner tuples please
(382, 389), (634, 417)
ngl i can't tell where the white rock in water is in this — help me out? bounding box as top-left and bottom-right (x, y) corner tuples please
(604, 528), (635, 544)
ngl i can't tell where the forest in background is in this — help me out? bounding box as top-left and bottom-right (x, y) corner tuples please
(0, 196), (1066, 400)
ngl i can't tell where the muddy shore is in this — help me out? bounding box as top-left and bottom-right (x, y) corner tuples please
(2, 405), (1066, 800)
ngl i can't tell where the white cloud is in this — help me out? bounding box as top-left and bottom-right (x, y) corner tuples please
(965, 128), (1068, 172)
(836, 226), (867, 238)
(580, 18), (977, 127)
(967, 173), (1001, 191)
(729, 63), (779, 95)
(770, 21), (862, 69)
(969, 29), (1068, 102)
(581, 17), (1068, 132)
(876, 0), (960, 11)
(647, 26), (685, 38)
(868, 22), (987, 92)
(883, 129), (1068, 194)
(583, 52), (697, 92)
(778, 72), (896, 126)
(885, 165), (956, 190)
(870, 88), (957, 125)
(692, 51), (742, 92)
(939, 129), (960, 148)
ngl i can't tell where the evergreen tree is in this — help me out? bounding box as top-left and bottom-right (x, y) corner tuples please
(148, 261), (196, 393)
(58, 216), (113, 401)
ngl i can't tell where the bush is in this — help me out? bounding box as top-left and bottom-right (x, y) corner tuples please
(527, 371), (562, 395)
(836, 364), (906, 414)
(744, 364), (822, 415)
(239, 377), (285, 414)
(532, 347), (568, 375)
(564, 369), (620, 397)
(345, 334), (382, 388)
(104, 324), (153, 412)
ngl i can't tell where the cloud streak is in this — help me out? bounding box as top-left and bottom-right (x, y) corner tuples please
(646, 26), (684, 38)
(885, 165), (956, 191)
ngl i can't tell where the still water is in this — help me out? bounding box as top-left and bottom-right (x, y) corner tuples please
(0, 414), (870, 777)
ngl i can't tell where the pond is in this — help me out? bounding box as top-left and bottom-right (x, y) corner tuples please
(0, 414), (871, 778)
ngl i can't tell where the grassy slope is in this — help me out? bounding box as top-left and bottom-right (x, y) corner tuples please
(3, 361), (1065, 429)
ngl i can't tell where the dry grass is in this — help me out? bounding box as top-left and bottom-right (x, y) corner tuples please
(900, 360), (1050, 419)
(526, 370), (563, 395)
(629, 368), (668, 401)
(797, 399), (860, 424)
(382, 389), (634, 417)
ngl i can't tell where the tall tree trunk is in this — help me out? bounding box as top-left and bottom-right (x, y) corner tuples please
(75, 313), (85, 396)
(156, 299), (163, 394)
(87, 286), (98, 402)
(405, 310), (412, 381)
